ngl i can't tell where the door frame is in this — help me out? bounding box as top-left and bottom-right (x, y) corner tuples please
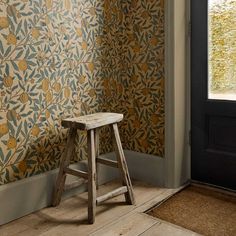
(190, 0), (236, 190)
(164, 0), (191, 188)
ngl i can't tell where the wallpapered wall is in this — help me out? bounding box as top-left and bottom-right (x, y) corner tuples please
(0, 0), (164, 184)
(121, 0), (165, 154)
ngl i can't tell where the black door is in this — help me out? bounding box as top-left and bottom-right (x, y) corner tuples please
(191, 0), (236, 190)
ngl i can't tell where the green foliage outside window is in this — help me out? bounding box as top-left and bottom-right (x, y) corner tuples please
(209, 0), (236, 94)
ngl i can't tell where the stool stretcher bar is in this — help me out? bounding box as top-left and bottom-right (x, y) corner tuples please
(96, 186), (128, 204)
(96, 157), (119, 168)
(64, 167), (88, 179)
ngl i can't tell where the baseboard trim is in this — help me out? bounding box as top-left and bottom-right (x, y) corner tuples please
(0, 150), (164, 225)
(124, 150), (165, 187)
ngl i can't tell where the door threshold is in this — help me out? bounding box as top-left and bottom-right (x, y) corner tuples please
(191, 180), (236, 196)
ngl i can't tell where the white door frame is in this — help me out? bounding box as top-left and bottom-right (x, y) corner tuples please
(164, 0), (191, 188)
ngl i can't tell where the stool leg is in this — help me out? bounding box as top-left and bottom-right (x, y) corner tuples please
(111, 123), (135, 205)
(52, 128), (77, 206)
(87, 129), (96, 224)
(94, 128), (100, 190)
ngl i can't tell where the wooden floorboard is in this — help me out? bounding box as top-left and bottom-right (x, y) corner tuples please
(139, 219), (201, 236)
(0, 180), (197, 236)
(90, 213), (159, 236)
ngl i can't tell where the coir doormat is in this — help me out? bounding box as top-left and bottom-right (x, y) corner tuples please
(147, 185), (236, 236)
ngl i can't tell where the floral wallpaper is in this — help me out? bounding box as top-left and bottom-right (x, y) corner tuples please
(0, 0), (164, 184)
(121, 0), (165, 155)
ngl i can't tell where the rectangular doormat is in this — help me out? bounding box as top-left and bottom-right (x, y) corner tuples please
(147, 185), (236, 236)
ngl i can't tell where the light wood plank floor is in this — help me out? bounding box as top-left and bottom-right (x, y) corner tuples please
(0, 180), (200, 236)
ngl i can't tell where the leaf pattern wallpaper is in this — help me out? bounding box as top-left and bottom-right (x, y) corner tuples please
(121, 0), (164, 154)
(0, 0), (164, 185)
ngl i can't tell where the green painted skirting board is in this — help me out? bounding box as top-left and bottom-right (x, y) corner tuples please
(0, 151), (164, 225)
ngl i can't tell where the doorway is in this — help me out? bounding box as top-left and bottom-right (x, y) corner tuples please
(191, 0), (236, 190)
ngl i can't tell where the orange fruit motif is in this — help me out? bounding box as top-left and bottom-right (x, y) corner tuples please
(81, 41), (87, 50)
(0, 123), (9, 136)
(18, 160), (27, 173)
(128, 108), (135, 115)
(131, 0), (137, 8)
(150, 37), (158, 47)
(59, 25), (66, 34)
(31, 28), (40, 39)
(79, 75), (86, 84)
(76, 27), (82, 37)
(7, 33), (17, 45)
(64, 0), (71, 10)
(45, 91), (53, 103)
(105, 11), (112, 21)
(104, 0), (109, 12)
(53, 82), (61, 92)
(19, 92), (29, 103)
(64, 87), (71, 98)
(132, 44), (141, 53)
(140, 138), (149, 149)
(151, 114), (159, 125)
(88, 62), (94, 72)
(45, 15), (50, 25)
(133, 119), (141, 129)
(42, 78), (50, 92)
(105, 88), (111, 97)
(45, 0), (53, 9)
(18, 60), (28, 71)
(96, 36), (102, 46)
(31, 125), (40, 137)
(7, 137), (17, 149)
(131, 75), (138, 82)
(3, 76), (13, 87)
(112, 6), (118, 14)
(45, 110), (50, 119)
(88, 88), (96, 98)
(128, 34), (135, 41)
(0, 17), (9, 28)
(103, 79), (109, 88)
(141, 10), (149, 19)
(47, 30), (53, 39)
(89, 7), (96, 16)
(142, 88), (149, 96)
(140, 63), (148, 73)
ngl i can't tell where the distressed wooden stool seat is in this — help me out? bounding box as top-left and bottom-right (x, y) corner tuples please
(52, 112), (135, 224)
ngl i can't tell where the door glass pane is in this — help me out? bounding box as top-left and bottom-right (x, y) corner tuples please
(208, 0), (236, 100)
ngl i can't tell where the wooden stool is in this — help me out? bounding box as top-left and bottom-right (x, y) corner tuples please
(52, 112), (135, 224)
